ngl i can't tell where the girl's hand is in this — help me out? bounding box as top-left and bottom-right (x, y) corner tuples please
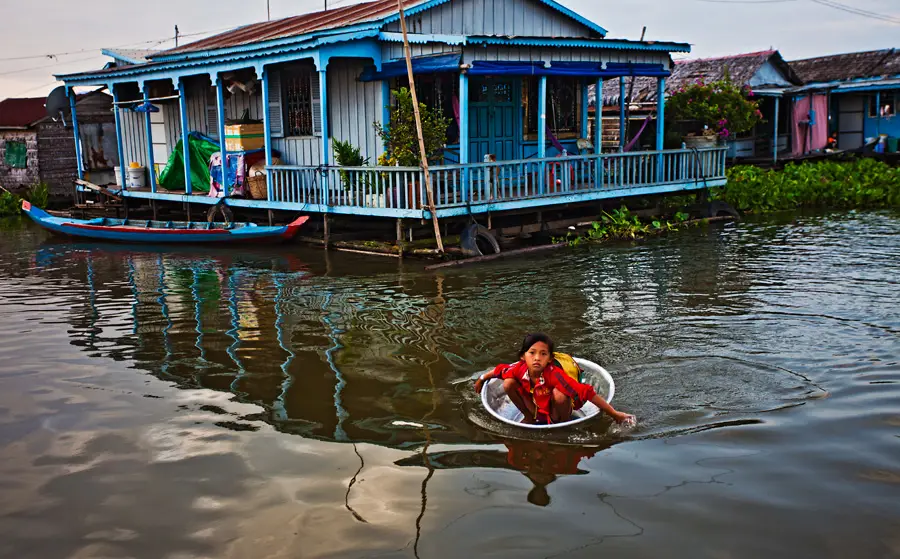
(474, 376), (486, 393)
(613, 411), (636, 426)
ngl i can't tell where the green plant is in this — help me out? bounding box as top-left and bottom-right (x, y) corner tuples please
(0, 191), (21, 217)
(667, 77), (764, 139)
(718, 159), (900, 212)
(25, 182), (49, 208)
(332, 139), (370, 190)
(373, 87), (450, 167)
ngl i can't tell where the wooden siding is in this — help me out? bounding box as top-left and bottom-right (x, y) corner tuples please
(328, 59), (384, 165)
(382, 43), (460, 60)
(383, 0), (598, 38)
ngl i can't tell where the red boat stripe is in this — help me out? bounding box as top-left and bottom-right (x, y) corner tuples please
(63, 223), (231, 234)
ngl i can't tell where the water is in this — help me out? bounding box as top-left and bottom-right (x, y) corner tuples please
(0, 211), (898, 558)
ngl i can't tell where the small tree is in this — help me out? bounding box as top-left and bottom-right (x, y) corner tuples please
(667, 78), (764, 139)
(374, 87), (450, 167)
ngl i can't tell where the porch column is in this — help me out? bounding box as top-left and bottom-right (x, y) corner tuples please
(381, 81), (391, 155)
(773, 96), (780, 164)
(318, 69), (329, 166)
(110, 84), (126, 190)
(142, 85), (157, 193)
(656, 77), (665, 181)
(619, 78), (626, 152)
(581, 79), (590, 143)
(177, 78), (192, 195)
(67, 87), (84, 181)
(459, 72), (469, 202)
(594, 77), (603, 155)
(215, 76), (227, 196)
(875, 91), (882, 136)
(538, 75), (548, 195)
(261, 67), (274, 199)
(537, 75), (548, 159)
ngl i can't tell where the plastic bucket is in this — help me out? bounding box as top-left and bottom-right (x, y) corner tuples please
(114, 166), (123, 186)
(126, 166), (147, 188)
(887, 136), (899, 153)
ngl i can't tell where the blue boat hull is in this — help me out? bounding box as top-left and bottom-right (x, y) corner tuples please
(21, 201), (308, 244)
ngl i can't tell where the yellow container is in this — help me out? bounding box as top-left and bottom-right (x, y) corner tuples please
(224, 123), (265, 152)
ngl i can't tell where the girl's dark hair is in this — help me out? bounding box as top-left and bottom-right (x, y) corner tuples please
(518, 332), (555, 358)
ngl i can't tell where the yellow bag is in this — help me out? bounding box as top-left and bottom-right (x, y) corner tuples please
(553, 352), (582, 382)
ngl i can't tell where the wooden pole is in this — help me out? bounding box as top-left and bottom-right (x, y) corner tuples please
(397, 0), (444, 253)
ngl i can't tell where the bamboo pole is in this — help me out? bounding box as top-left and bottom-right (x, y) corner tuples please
(397, 0), (444, 253)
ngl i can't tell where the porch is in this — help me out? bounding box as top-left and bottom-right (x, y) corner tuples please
(117, 147), (727, 219)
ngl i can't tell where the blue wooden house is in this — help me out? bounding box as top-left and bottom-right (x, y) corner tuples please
(57, 0), (726, 224)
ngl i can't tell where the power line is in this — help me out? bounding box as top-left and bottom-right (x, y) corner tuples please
(809, 0), (900, 24)
(0, 54), (106, 78)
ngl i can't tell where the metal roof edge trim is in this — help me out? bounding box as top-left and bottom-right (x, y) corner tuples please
(467, 37), (691, 53)
(149, 22), (382, 63)
(56, 30), (380, 83)
(786, 73), (900, 94)
(100, 49), (147, 65)
(378, 32), (466, 45)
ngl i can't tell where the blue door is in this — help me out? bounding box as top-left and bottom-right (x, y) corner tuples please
(468, 77), (520, 163)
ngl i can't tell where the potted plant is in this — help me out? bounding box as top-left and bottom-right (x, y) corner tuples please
(374, 87), (450, 208)
(667, 77), (764, 149)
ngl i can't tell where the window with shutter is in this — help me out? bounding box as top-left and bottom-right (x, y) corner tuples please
(267, 69), (284, 138)
(282, 65), (315, 137)
(311, 71), (322, 137)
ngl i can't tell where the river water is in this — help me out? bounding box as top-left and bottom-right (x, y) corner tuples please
(0, 211), (897, 558)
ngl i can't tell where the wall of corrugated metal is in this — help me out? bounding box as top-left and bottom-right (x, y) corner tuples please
(383, 0), (596, 38)
(120, 109), (148, 167)
(382, 43), (460, 60)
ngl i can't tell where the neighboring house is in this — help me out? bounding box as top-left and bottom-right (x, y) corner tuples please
(0, 92), (117, 199)
(789, 49), (900, 153)
(56, 0), (729, 223)
(595, 50), (801, 160)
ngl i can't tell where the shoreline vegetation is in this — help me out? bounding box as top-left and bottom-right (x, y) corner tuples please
(557, 158), (900, 248)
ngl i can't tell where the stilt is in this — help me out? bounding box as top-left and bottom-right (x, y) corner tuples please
(396, 218), (403, 244)
(151, 199), (157, 221)
(487, 212), (492, 230)
(323, 214), (330, 249)
(268, 210), (274, 227)
(186, 203), (192, 222)
(123, 196), (129, 219)
(408, 227), (413, 243)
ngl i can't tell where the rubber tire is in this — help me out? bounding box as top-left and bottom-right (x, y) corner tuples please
(705, 201), (740, 219)
(460, 223), (501, 257)
(206, 203), (234, 224)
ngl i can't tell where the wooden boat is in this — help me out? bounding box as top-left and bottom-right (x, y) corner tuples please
(480, 357), (615, 430)
(21, 200), (308, 244)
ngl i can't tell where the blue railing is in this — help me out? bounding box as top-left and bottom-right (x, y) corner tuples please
(265, 147), (727, 216)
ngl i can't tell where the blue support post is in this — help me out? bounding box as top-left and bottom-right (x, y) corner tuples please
(538, 75), (548, 194)
(142, 86), (157, 193)
(261, 68), (274, 200)
(619, 78), (626, 152)
(459, 72), (469, 201)
(381, 81), (391, 154)
(319, 69), (329, 166)
(773, 96), (780, 164)
(581, 79), (590, 142)
(111, 85), (126, 190)
(67, 88), (84, 181)
(177, 79), (192, 194)
(215, 76), (227, 196)
(594, 77), (603, 155)
(875, 91), (882, 137)
(656, 77), (666, 180)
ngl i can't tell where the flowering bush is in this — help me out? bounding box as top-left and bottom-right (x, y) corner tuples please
(668, 78), (764, 139)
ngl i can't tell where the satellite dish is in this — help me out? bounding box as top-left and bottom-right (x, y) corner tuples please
(45, 86), (71, 126)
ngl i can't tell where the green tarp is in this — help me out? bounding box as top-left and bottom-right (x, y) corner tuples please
(4, 140), (26, 169)
(158, 132), (219, 193)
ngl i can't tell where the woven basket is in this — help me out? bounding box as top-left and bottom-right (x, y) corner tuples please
(248, 174), (267, 200)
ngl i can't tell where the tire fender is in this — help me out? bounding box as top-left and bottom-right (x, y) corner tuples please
(460, 223), (501, 257)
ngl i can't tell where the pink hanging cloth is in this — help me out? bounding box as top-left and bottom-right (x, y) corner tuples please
(792, 94), (829, 155)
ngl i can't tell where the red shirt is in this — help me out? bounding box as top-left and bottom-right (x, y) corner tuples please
(489, 360), (597, 423)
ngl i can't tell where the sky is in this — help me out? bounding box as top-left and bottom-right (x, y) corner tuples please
(0, 0), (897, 100)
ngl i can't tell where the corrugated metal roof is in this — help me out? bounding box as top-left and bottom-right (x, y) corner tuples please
(789, 48), (900, 85)
(597, 50), (799, 106)
(154, 0), (427, 57)
(102, 49), (159, 65)
(0, 97), (49, 129)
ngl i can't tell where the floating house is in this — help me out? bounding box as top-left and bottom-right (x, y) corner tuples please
(788, 48), (900, 153)
(57, 0), (726, 227)
(597, 50), (801, 162)
(0, 91), (116, 199)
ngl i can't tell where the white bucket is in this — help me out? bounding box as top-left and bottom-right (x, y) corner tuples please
(126, 166), (147, 189)
(114, 166), (123, 187)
